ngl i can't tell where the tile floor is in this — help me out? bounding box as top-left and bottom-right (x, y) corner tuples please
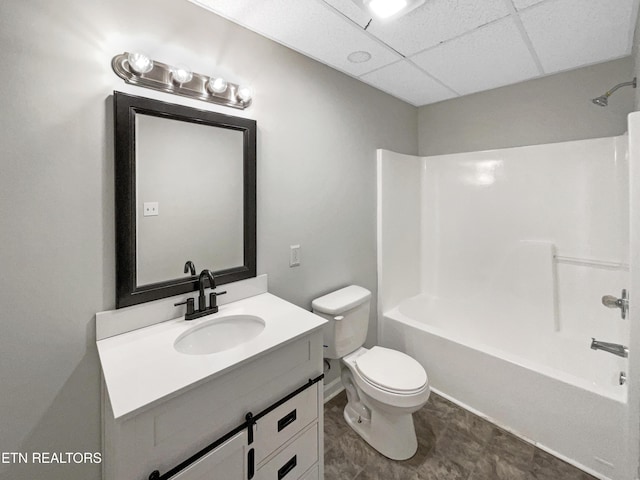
(324, 391), (597, 480)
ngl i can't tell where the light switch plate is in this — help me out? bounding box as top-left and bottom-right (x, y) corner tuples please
(290, 245), (301, 267)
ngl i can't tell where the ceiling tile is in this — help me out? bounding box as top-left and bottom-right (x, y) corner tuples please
(360, 61), (458, 106)
(189, 0), (639, 106)
(520, 0), (637, 73)
(190, 0), (401, 77)
(367, 0), (511, 56)
(511, 0), (546, 10)
(411, 18), (540, 95)
(319, 0), (370, 28)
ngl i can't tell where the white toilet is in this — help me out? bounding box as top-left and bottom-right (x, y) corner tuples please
(312, 285), (430, 460)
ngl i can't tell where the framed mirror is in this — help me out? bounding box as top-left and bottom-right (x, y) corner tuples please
(114, 92), (256, 308)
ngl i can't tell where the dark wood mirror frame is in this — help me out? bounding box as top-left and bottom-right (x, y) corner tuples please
(114, 91), (256, 309)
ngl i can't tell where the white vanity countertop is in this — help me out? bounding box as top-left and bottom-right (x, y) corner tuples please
(97, 292), (326, 419)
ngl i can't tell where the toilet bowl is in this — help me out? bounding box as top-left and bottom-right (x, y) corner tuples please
(311, 285), (430, 460)
(341, 346), (430, 460)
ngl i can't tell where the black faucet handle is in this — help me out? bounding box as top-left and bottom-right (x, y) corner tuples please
(209, 291), (227, 311)
(174, 297), (195, 315)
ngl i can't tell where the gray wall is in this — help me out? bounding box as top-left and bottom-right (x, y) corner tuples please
(418, 57), (634, 156)
(0, 1), (417, 479)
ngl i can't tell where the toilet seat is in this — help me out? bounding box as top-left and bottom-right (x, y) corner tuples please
(354, 346), (428, 395)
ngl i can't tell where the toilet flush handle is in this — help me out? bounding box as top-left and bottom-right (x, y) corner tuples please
(334, 315), (344, 321)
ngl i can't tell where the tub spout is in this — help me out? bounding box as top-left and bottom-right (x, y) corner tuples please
(590, 338), (628, 358)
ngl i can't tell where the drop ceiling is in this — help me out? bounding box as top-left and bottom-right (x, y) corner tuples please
(189, 0), (639, 106)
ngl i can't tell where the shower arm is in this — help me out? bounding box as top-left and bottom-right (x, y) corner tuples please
(603, 78), (636, 98)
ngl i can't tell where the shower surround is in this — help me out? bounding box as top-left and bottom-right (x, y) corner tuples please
(377, 136), (630, 479)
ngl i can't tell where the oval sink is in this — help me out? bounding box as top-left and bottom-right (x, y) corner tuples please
(174, 315), (266, 355)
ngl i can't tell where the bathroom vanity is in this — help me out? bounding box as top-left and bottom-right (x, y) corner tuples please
(97, 284), (325, 480)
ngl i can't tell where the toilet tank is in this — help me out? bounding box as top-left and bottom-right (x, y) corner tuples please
(311, 285), (371, 359)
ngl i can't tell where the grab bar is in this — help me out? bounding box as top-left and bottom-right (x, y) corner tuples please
(554, 255), (629, 271)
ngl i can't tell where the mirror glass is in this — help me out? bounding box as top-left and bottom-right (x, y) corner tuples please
(135, 114), (244, 286)
(114, 92), (256, 308)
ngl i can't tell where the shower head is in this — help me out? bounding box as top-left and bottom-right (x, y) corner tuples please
(591, 77), (636, 107)
(592, 95), (609, 107)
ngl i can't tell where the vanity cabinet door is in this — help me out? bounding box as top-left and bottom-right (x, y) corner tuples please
(171, 430), (248, 480)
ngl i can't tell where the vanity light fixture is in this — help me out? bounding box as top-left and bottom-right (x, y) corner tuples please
(352, 0), (425, 20)
(111, 52), (253, 109)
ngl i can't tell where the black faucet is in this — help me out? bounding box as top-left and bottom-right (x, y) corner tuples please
(175, 269), (227, 321)
(183, 260), (196, 276)
(198, 269), (217, 311)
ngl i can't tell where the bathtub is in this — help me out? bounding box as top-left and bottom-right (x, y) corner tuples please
(381, 293), (628, 480)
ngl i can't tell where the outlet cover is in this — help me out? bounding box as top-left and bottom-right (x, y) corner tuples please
(143, 202), (159, 217)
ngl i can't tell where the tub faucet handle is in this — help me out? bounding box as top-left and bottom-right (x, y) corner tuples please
(601, 289), (628, 319)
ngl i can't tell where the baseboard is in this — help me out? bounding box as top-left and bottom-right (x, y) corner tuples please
(323, 377), (344, 403)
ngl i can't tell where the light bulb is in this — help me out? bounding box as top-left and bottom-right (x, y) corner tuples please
(171, 65), (193, 85)
(237, 86), (253, 103)
(207, 77), (228, 94)
(127, 52), (153, 75)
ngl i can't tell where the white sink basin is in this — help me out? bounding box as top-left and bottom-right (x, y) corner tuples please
(174, 315), (266, 355)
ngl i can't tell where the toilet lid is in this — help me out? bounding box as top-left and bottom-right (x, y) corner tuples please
(355, 346), (428, 393)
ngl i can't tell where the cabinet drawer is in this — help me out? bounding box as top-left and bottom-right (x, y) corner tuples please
(254, 383), (318, 464)
(254, 423), (318, 480)
(298, 464), (319, 480)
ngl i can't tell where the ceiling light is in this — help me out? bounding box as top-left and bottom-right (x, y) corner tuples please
(369, 0), (407, 18)
(352, 0), (426, 21)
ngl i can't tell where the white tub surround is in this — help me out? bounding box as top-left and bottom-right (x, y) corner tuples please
(377, 135), (630, 480)
(627, 112), (640, 480)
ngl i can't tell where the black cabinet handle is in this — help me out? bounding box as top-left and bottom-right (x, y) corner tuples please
(247, 448), (255, 479)
(245, 412), (255, 445)
(277, 409), (297, 432)
(277, 455), (297, 480)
